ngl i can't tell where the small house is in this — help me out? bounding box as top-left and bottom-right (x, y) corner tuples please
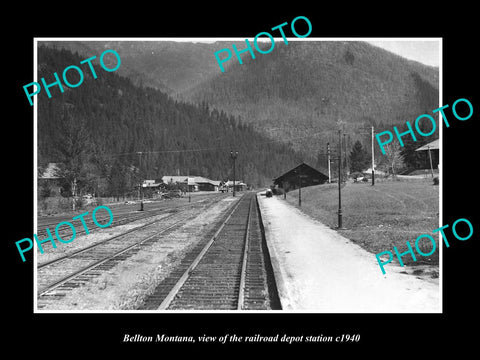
(225, 180), (247, 192)
(38, 162), (63, 197)
(161, 175), (222, 192)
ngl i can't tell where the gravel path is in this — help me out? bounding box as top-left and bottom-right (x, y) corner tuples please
(36, 197), (238, 311)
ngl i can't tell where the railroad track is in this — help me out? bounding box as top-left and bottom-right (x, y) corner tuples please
(139, 192), (281, 311)
(36, 194), (226, 241)
(36, 195), (227, 309)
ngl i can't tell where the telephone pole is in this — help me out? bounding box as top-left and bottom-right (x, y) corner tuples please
(337, 129), (343, 229)
(359, 126), (376, 186)
(137, 151), (144, 210)
(298, 165), (302, 207)
(230, 150), (238, 197)
(327, 142), (331, 183)
(371, 125), (375, 186)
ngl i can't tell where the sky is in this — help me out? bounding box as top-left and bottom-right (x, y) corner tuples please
(365, 39), (440, 67)
(190, 38), (441, 68)
(72, 37), (440, 68)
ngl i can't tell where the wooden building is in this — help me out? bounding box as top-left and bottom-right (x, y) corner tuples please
(161, 175), (222, 192)
(194, 177), (221, 191)
(38, 162), (63, 196)
(225, 180), (247, 192)
(415, 138), (439, 178)
(273, 162), (328, 191)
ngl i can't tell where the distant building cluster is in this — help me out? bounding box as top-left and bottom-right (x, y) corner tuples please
(159, 176), (247, 193)
(38, 163), (248, 200)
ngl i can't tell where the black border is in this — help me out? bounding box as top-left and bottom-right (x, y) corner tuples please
(7, 5), (479, 353)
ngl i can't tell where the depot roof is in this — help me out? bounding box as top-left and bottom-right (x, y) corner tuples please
(415, 139), (439, 151)
(273, 162), (328, 186)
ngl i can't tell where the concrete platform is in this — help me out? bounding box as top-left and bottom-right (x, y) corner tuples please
(257, 194), (440, 313)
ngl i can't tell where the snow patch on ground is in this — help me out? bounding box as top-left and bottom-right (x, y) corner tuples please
(258, 195), (440, 313)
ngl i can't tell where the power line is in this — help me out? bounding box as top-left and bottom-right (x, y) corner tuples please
(93, 130), (329, 159)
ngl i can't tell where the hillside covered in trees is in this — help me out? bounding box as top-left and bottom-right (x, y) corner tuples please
(37, 46), (303, 198)
(182, 40), (439, 163)
(39, 40), (439, 176)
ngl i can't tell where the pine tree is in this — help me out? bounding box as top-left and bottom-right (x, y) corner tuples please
(37, 45), (307, 193)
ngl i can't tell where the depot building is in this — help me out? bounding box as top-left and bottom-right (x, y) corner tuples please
(273, 162), (329, 193)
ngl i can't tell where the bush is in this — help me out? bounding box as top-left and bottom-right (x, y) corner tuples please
(38, 199), (49, 212)
(74, 196), (85, 209)
(56, 197), (73, 211)
(39, 182), (52, 199)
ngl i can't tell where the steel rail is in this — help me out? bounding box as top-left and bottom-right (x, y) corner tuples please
(237, 195), (253, 310)
(37, 194), (229, 298)
(38, 217), (190, 297)
(37, 194), (226, 234)
(37, 194), (227, 268)
(156, 195), (246, 310)
(37, 212), (177, 269)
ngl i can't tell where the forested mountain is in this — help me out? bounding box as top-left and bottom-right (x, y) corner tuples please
(41, 41), (439, 163)
(37, 40), (440, 200)
(39, 40), (245, 96)
(182, 40), (440, 159)
(37, 46), (303, 198)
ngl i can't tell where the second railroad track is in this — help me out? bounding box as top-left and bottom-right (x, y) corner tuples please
(139, 192), (281, 311)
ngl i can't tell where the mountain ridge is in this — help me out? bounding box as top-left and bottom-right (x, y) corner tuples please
(39, 39), (439, 163)
(180, 40), (439, 155)
(36, 45), (305, 196)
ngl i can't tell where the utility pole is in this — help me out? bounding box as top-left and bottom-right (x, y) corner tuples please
(371, 126), (375, 186)
(343, 133), (348, 177)
(72, 177), (77, 211)
(327, 142), (331, 183)
(427, 145), (434, 178)
(230, 150), (238, 197)
(358, 125), (376, 186)
(298, 165), (302, 207)
(137, 151), (144, 211)
(337, 129), (343, 229)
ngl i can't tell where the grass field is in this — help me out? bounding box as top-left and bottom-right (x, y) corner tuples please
(284, 179), (440, 266)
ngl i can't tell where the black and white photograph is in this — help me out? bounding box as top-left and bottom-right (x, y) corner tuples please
(33, 38), (442, 313)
